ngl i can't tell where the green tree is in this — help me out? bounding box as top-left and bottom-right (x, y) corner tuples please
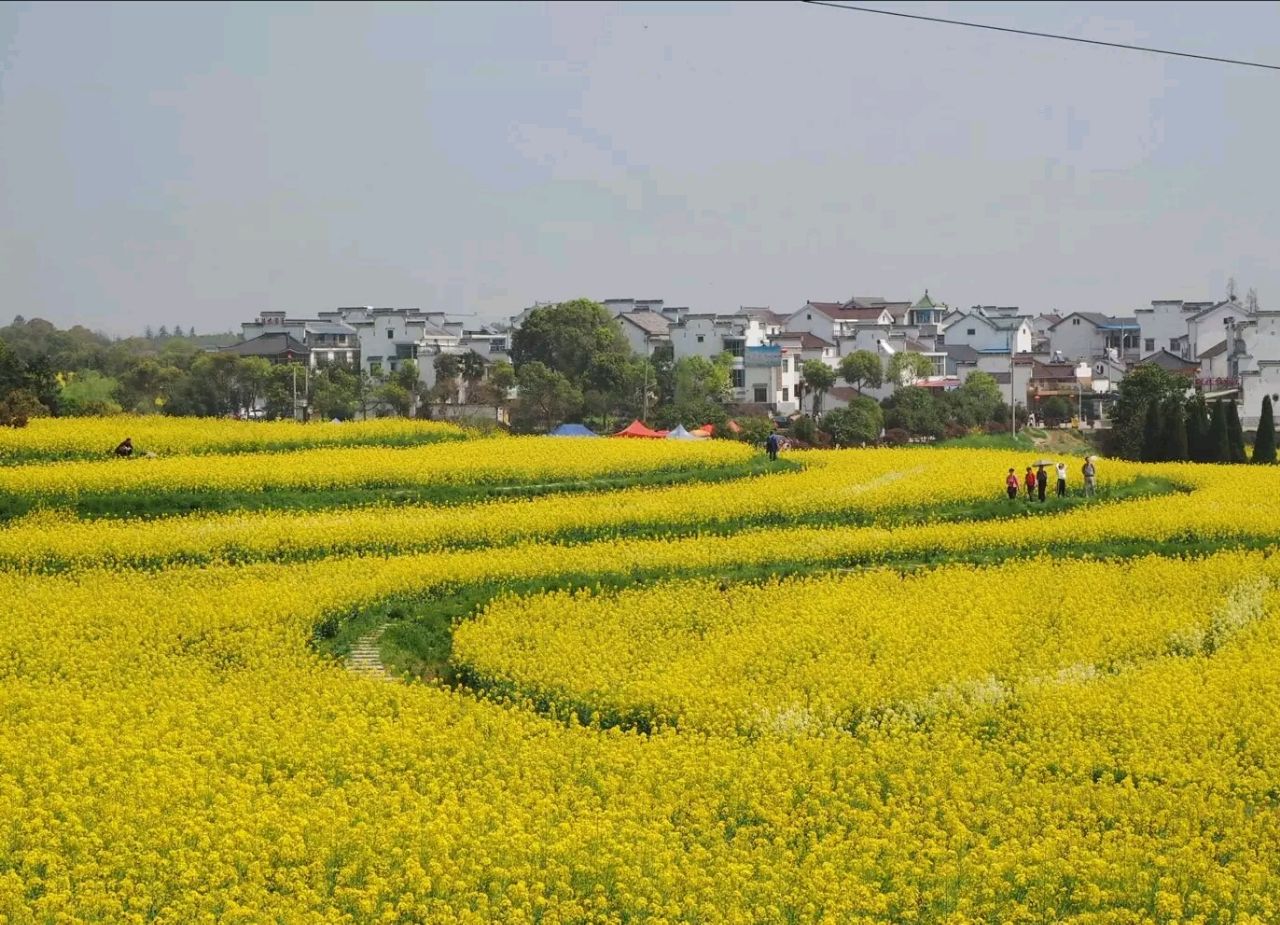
(391, 360), (422, 417)
(512, 361), (582, 433)
(1254, 396), (1277, 464)
(822, 397), (884, 447)
(800, 360), (836, 415)
(1186, 393), (1210, 462)
(882, 385), (944, 438)
(309, 366), (360, 421)
(839, 350), (883, 394)
(1040, 396), (1073, 426)
(459, 351), (487, 402)
(945, 370), (1003, 427)
(1208, 400), (1230, 463)
(58, 370), (122, 416)
(1226, 400), (1247, 463)
(1141, 400), (1164, 462)
(510, 300), (632, 388)
(887, 351), (932, 385)
(1163, 397), (1188, 461)
(1109, 364), (1187, 460)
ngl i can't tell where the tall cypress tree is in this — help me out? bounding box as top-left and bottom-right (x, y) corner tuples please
(1141, 401), (1163, 462)
(1226, 401), (1247, 463)
(1164, 397), (1188, 461)
(1186, 394), (1210, 462)
(1255, 396), (1277, 464)
(1209, 400), (1230, 463)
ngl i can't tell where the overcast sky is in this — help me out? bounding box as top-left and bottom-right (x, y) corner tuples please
(1, 1), (1278, 336)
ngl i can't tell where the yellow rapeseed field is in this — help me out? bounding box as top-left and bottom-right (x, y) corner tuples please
(1, 428), (1279, 922)
(0, 414), (467, 463)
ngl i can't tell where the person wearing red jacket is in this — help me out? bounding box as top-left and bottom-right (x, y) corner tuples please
(1024, 466), (1036, 501)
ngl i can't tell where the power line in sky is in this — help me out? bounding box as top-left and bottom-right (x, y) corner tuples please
(800, 1), (1280, 73)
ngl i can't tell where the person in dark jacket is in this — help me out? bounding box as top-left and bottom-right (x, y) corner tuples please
(114, 437), (133, 458)
(765, 432), (780, 461)
(1036, 464), (1048, 502)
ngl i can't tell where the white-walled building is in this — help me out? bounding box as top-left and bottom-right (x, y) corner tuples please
(1047, 312), (1140, 362)
(613, 310), (671, 356)
(1134, 300), (1214, 358)
(940, 312), (1033, 354)
(1188, 300), (1249, 368)
(1230, 308), (1280, 428)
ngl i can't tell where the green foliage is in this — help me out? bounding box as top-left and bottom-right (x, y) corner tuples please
(1040, 396), (1073, 425)
(1141, 400), (1164, 462)
(1110, 364), (1188, 460)
(1163, 397), (1188, 462)
(57, 370), (122, 416)
(733, 416), (775, 447)
(1226, 400), (1247, 463)
(510, 300), (631, 383)
(822, 398), (884, 447)
(887, 351), (933, 385)
(0, 388), (47, 427)
(839, 350), (883, 394)
(1186, 394), (1210, 462)
(800, 360), (836, 415)
(882, 385), (944, 439)
(943, 371), (1004, 427)
(512, 362), (582, 433)
(1254, 396), (1277, 464)
(1208, 400), (1230, 463)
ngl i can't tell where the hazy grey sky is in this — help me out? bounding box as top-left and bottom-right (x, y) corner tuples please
(1, 1), (1278, 336)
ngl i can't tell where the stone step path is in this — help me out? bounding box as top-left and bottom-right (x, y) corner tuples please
(346, 623), (391, 681)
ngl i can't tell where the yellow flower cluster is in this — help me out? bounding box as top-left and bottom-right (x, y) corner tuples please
(453, 555), (1264, 736)
(1, 547), (1279, 920)
(3, 426), (1280, 921)
(0, 447), (1148, 568)
(0, 436), (753, 500)
(0, 414), (467, 463)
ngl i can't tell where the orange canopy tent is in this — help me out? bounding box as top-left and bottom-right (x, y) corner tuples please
(613, 419), (667, 438)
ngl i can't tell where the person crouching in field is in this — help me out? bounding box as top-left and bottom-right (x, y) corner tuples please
(114, 437), (133, 458)
(1005, 468), (1019, 501)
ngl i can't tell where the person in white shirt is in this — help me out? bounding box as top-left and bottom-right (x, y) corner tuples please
(1055, 461), (1067, 497)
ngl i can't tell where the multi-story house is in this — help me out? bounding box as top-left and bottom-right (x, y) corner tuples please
(1047, 312), (1140, 362)
(240, 311), (360, 368)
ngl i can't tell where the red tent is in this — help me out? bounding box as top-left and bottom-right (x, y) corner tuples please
(614, 419), (666, 438)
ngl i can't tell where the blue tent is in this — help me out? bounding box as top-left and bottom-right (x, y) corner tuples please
(548, 423), (600, 437)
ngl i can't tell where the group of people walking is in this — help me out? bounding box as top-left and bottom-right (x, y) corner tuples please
(1005, 457), (1097, 502)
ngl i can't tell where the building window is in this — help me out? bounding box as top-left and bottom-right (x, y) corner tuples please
(724, 338), (745, 357)
(327, 350), (335, 362)
(731, 369), (745, 389)
(386, 329), (394, 339)
(696, 334), (704, 343)
(1072, 318), (1081, 326)
(782, 358), (789, 372)
(1145, 338), (1155, 352)
(806, 314), (811, 320)
(782, 387), (789, 402)
(1169, 338), (1179, 350)
(754, 385), (768, 403)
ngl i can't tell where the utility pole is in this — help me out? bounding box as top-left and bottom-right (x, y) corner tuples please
(642, 360), (650, 422)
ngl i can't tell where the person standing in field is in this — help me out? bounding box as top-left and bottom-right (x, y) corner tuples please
(1082, 457), (1097, 497)
(1005, 468), (1019, 501)
(765, 432), (780, 462)
(1024, 466), (1036, 501)
(1036, 465), (1048, 502)
(1055, 461), (1068, 497)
